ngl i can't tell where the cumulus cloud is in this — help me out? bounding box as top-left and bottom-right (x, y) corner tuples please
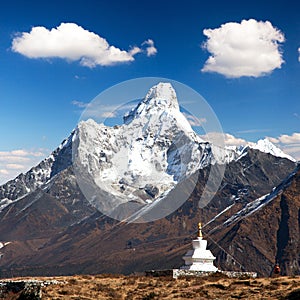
(201, 131), (299, 160)
(0, 155), (29, 163)
(74, 75), (86, 80)
(72, 100), (88, 108)
(12, 23), (157, 67)
(74, 101), (138, 121)
(142, 39), (157, 57)
(200, 132), (248, 146)
(269, 132), (300, 144)
(223, 133), (248, 146)
(182, 113), (206, 126)
(283, 146), (300, 159)
(217, 132), (300, 160)
(0, 149), (47, 184)
(237, 129), (271, 134)
(214, 132), (300, 160)
(6, 163), (24, 170)
(129, 46), (142, 56)
(100, 111), (117, 118)
(293, 113), (300, 119)
(202, 19), (285, 78)
(298, 47), (300, 62)
(267, 137), (280, 144)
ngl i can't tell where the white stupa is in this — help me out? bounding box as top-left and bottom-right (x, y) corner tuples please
(180, 222), (218, 272)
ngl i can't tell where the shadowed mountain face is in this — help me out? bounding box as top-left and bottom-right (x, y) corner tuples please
(210, 165), (300, 277)
(0, 83), (298, 277)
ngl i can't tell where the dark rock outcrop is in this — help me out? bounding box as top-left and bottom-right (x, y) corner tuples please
(0, 280), (42, 300)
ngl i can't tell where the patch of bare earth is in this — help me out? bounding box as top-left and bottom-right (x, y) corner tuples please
(6, 274), (300, 299)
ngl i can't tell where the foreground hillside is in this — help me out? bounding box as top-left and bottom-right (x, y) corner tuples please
(5, 274), (300, 300)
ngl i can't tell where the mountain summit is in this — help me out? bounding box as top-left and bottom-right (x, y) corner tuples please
(124, 82), (187, 126)
(72, 82), (214, 220)
(250, 138), (296, 162)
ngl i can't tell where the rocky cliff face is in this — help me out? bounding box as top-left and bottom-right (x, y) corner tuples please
(209, 165), (300, 276)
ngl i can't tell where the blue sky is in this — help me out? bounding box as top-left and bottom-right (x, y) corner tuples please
(0, 0), (299, 183)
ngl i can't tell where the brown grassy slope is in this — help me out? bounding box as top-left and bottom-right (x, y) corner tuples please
(11, 274), (300, 300)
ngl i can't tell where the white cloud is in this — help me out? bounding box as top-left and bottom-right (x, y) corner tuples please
(10, 149), (28, 156)
(6, 163), (24, 170)
(269, 132), (300, 144)
(278, 144), (300, 161)
(200, 132), (248, 147)
(129, 46), (142, 56)
(72, 101), (137, 120)
(101, 111), (117, 118)
(266, 132), (300, 160)
(202, 19), (285, 78)
(80, 102), (137, 120)
(0, 149), (48, 184)
(218, 132), (300, 160)
(182, 113), (206, 126)
(237, 129), (270, 134)
(142, 39), (157, 57)
(267, 137), (279, 144)
(223, 133), (248, 146)
(74, 75), (86, 80)
(293, 113), (300, 119)
(0, 155), (29, 163)
(72, 100), (88, 108)
(12, 23), (157, 67)
(201, 132), (300, 160)
(298, 47), (300, 62)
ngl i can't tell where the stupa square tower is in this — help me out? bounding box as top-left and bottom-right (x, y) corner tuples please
(180, 223), (218, 272)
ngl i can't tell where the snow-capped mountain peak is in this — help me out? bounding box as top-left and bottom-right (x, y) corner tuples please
(250, 138), (296, 162)
(72, 82), (218, 218)
(123, 82), (193, 135)
(144, 82), (179, 110)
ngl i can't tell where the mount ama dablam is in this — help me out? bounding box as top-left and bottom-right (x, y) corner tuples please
(0, 83), (298, 277)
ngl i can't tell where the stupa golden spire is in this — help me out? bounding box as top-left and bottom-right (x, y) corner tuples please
(198, 222), (203, 238)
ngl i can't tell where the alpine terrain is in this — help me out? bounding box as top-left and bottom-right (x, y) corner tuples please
(0, 83), (298, 278)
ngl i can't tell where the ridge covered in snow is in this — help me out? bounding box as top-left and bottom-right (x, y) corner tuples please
(0, 133), (73, 209)
(249, 138), (296, 162)
(222, 164), (299, 227)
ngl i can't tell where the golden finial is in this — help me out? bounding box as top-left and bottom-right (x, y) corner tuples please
(198, 222), (203, 238)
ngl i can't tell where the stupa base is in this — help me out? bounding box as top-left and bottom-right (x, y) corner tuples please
(173, 269), (257, 279)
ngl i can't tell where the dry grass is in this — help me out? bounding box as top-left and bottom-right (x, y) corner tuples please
(8, 274), (300, 299)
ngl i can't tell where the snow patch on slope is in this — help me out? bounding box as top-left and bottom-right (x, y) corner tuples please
(223, 166), (299, 227)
